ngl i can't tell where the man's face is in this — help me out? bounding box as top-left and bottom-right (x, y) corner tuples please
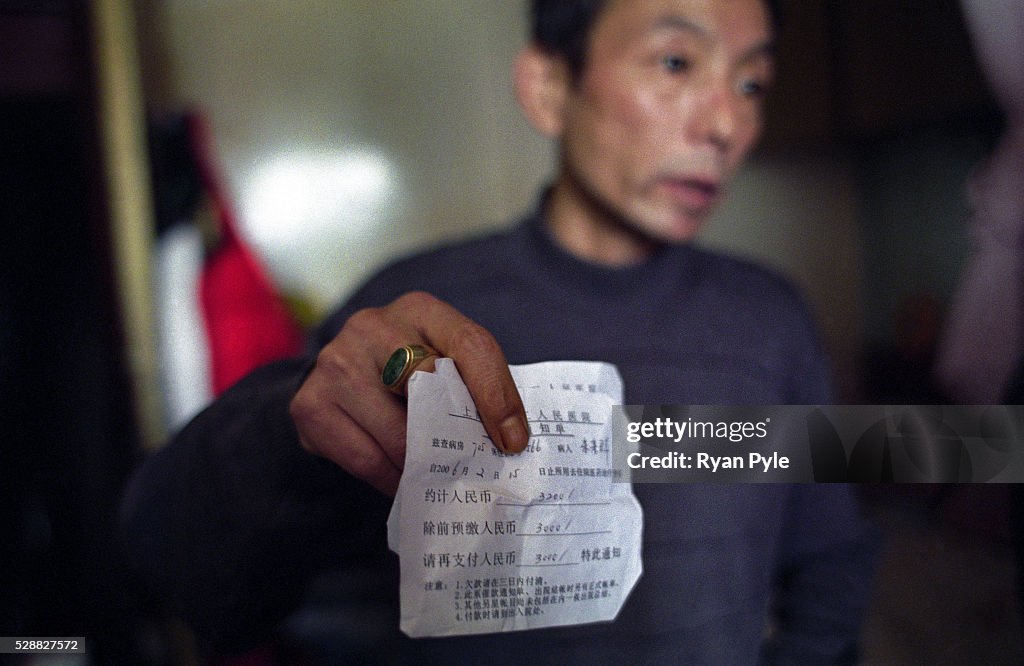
(556, 0), (774, 244)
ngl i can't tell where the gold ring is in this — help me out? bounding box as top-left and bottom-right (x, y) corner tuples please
(382, 344), (437, 394)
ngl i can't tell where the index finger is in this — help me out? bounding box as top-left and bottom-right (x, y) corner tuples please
(396, 292), (530, 453)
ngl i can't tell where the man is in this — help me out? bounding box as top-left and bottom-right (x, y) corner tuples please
(122, 0), (877, 662)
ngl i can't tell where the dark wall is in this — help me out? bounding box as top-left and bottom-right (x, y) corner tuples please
(762, 0), (997, 151)
(0, 4), (159, 663)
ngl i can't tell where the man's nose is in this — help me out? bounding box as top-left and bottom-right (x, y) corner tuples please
(690, 80), (739, 151)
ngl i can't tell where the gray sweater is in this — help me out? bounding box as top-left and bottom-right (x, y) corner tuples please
(121, 206), (877, 663)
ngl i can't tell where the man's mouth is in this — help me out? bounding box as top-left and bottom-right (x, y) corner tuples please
(660, 177), (721, 211)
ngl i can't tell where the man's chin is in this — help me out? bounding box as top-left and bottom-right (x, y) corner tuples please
(644, 217), (707, 245)
(625, 202), (711, 245)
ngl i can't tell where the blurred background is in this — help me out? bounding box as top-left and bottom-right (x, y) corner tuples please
(1, 0), (1020, 663)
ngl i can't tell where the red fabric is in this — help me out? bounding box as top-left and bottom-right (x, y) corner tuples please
(186, 113), (303, 395)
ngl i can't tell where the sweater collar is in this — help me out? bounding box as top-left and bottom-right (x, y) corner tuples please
(514, 192), (705, 305)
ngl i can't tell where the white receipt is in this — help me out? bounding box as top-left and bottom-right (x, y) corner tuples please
(387, 359), (643, 638)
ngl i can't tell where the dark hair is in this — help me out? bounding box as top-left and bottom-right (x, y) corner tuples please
(530, 0), (783, 81)
(530, 0), (608, 80)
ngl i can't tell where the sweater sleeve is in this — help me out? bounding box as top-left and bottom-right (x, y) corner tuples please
(763, 291), (878, 663)
(119, 263), (418, 652)
(119, 358), (392, 653)
(761, 484), (880, 665)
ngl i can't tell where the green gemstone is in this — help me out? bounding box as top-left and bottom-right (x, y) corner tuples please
(382, 347), (411, 386)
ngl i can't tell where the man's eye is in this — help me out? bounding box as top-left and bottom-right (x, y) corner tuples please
(661, 54), (690, 73)
(737, 78), (768, 98)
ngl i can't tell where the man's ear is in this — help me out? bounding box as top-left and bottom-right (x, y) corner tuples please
(514, 43), (571, 139)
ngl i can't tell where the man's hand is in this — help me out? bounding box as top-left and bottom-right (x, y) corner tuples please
(289, 291), (529, 496)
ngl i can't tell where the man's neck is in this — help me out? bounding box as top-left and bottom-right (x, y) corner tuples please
(543, 180), (658, 267)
